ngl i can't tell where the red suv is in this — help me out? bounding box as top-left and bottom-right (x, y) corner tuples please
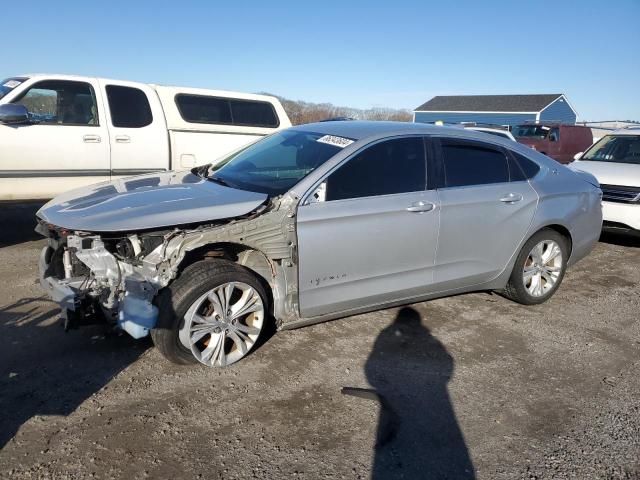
(513, 123), (593, 164)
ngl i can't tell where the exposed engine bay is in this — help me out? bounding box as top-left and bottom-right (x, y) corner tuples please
(37, 194), (300, 338)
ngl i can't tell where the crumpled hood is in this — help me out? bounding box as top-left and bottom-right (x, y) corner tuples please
(570, 160), (640, 188)
(37, 170), (268, 232)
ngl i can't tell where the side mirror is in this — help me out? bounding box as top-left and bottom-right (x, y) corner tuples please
(0, 104), (30, 125)
(573, 152), (583, 161)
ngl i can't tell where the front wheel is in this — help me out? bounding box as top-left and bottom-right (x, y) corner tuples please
(151, 260), (268, 367)
(502, 229), (569, 305)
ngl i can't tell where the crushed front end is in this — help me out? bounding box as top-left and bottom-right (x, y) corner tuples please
(37, 223), (167, 338)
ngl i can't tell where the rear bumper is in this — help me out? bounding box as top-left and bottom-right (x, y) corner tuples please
(602, 201), (640, 231)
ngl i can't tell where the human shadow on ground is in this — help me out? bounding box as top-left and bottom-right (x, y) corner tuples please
(347, 306), (475, 479)
(0, 297), (149, 449)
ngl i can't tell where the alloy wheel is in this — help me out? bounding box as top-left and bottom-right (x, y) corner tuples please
(522, 240), (563, 297)
(179, 281), (264, 366)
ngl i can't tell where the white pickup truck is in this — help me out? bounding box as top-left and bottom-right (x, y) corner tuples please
(0, 74), (291, 201)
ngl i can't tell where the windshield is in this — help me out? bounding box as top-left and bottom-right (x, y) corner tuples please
(0, 77), (28, 101)
(209, 130), (349, 196)
(581, 135), (640, 165)
(512, 125), (550, 139)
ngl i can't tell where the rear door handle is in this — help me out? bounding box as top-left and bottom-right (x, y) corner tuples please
(83, 134), (101, 143)
(500, 193), (523, 203)
(406, 201), (435, 213)
(115, 135), (131, 143)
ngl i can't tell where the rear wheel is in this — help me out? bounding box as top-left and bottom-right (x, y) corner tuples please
(151, 260), (268, 367)
(502, 228), (569, 305)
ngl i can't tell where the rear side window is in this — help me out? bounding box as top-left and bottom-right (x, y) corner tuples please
(326, 137), (426, 201)
(440, 140), (509, 187)
(176, 94), (279, 128)
(106, 85), (153, 128)
(510, 152), (541, 179)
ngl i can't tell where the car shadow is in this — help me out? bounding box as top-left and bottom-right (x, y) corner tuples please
(0, 296), (149, 450)
(0, 202), (44, 248)
(599, 230), (640, 248)
(346, 307), (475, 479)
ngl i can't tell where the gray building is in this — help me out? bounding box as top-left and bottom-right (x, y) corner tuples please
(413, 94), (577, 127)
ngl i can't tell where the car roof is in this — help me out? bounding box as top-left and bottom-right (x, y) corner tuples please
(289, 120), (445, 140)
(609, 127), (640, 136)
(289, 120), (529, 149)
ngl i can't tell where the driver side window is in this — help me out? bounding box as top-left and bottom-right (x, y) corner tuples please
(13, 80), (98, 126)
(324, 137), (426, 201)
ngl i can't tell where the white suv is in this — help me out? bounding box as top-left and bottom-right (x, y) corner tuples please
(572, 128), (640, 234)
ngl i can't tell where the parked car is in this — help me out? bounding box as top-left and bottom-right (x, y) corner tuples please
(0, 74), (291, 201)
(513, 123), (592, 164)
(36, 121), (602, 367)
(465, 126), (516, 141)
(571, 128), (640, 234)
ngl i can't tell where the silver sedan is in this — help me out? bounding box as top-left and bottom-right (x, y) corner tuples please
(37, 121), (603, 367)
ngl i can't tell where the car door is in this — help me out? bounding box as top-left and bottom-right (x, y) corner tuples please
(100, 80), (169, 177)
(0, 78), (110, 200)
(433, 137), (538, 289)
(296, 136), (440, 318)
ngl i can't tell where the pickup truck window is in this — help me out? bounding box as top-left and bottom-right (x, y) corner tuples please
(12, 80), (98, 126)
(512, 125), (550, 139)
(105, 85), (153, 128)
(210, 130), (343, 196)
(176, 94), (279, 128)
(0, 77), (28, 100)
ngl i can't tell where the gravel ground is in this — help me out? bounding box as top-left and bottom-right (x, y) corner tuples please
(0, 204), (638, 479)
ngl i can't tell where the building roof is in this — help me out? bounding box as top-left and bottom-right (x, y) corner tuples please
(414, 94), (564, 113)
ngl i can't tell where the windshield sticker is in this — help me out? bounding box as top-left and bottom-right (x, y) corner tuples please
(2, 80), (21, 89)
(317, 135), (354, 148)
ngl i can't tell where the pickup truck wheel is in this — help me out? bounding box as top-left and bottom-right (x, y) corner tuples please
(502, 228), (568, 305)
(151, 260), (267, 367)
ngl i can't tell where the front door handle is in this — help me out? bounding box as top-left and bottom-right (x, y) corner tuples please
(406, 201), (435, 213)
(83, 134), (101, 143)
(115, 135), (131, 143)
(500, 193), (523, 203)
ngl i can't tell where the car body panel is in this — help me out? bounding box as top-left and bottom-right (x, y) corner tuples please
(434, 180), (538, 289)
(297, 190), (440, 317)
(36, 170), (268, 232)
(571, 160), (640, 188)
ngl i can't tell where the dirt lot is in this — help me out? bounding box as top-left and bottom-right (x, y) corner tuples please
(0, 204), (638, 479)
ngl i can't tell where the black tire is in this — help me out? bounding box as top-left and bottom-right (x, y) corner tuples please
(502, 228), (569, 305)
(151, 259), (268, 365)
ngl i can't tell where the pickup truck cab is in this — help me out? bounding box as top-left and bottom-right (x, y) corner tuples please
(513, 123), (593, 164)
(0, 74), (291, 201)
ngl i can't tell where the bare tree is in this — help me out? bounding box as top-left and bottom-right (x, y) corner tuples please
(260, 93), (412, 125)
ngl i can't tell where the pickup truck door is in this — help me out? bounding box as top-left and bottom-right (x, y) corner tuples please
(0, 77), (110, 201)
(99, 80), (169, 177)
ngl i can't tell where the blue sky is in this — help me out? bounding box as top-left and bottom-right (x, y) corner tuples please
(2, 0), (639, 120)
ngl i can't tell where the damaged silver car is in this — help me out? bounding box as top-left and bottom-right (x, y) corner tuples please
(37, 121), (603, 367)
